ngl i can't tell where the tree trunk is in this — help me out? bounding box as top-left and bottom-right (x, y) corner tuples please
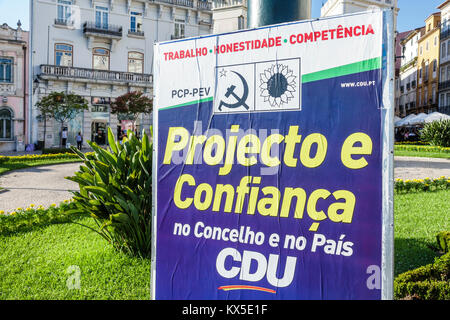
(43, 114), (47, 150)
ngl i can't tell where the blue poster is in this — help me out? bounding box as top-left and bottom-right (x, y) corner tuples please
(153, 11), (391, 300)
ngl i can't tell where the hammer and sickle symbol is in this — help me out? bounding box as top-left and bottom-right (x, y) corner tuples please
(218, 71), (249, 111)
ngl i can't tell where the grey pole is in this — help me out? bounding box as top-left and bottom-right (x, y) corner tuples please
(247, 0), (312, 28)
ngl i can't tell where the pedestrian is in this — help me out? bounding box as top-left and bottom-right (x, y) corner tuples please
(62, 127), (68, 148)
(76, 132), (83, 150)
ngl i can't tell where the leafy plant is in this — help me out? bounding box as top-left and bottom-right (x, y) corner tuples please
(66, 127), (152, 258)
(420, 120), (450, 147)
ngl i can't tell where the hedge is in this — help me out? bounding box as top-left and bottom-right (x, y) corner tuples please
(437, 231), (450, 253)
(394, 234), (450, 300)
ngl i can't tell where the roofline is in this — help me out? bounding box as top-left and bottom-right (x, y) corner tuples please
(400, 27), (424, 45)
(438, 0), (450, 10)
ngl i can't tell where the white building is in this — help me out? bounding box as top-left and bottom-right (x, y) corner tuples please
(30, 0), (213, 148)
(212, 0), (247, 34)
(438, 0), (450, 115)
(398, 28), (423, 117)
(321, 0), (398, 28)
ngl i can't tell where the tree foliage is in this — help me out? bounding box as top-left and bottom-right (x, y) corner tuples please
(110, 91), (153, 122)
(35, 92), (89, 146)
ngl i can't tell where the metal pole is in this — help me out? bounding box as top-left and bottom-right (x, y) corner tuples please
(247, 0), (311, 28)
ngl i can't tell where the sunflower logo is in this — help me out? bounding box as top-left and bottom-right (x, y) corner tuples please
(259, 63), (297, 108)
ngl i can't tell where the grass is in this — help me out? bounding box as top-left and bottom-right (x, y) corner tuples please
(394, 149), (450, 159)
(394, 189), (450, 276)
(0, 217), (150, 300)
(0, 158), (82, 176)
(0, 188), (448, 299)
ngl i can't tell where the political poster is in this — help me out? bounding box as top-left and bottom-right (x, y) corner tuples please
(152, 10), (394, 300)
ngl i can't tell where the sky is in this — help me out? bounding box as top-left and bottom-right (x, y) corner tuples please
(0, 0), (446, 32)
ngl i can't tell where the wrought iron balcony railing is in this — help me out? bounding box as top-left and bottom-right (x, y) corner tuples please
(83, 22), (122, 38)
(150, 0), (194, 8)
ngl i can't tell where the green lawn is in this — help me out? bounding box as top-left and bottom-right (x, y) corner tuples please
(394, 189), (450, 276)
(0, 190), (448, 299)
(394, 149), (450, 159)
(0, 217), (150, 300)
(0, 158), (82, 176)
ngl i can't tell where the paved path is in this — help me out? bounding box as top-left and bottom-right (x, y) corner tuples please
(0, 157), (449, 213)
(0, 162), (81, 213)
(394, 156), (450, 180)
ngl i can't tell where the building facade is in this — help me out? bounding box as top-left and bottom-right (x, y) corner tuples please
(320, 0), (399, 27)
(397, 28), (422, 117)
(212, 0), (247, 34)
(416, 13), (441, 115)
(438, 0), (450, 115)
(30, 0), (213, 148)
(0, 21), (29, 152)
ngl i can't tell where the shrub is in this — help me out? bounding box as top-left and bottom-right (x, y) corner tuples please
(0, 200), (79, 235)
(67, 127), (152, 258)
(0, 152), (82, 164)
(394, 176), (450, 194)
(420, 119), (450, 147)
(42, 147), (75, 154)
(394, 252), (450, 300)
(437, 231), (450, 253)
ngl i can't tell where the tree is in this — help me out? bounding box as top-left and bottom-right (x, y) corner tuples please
(110, 91), (153, 134)
(36, 92), (89, 147)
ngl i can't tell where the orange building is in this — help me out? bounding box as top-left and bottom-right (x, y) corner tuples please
(416, 12), (441, 114)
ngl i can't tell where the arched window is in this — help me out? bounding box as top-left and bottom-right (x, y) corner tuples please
(0, 108), (12, 140)
(55, 43), (73, 66)
(93, 48), (110, 70)
(128, 52), (144, 73)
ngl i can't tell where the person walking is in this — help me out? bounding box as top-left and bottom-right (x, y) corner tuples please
(62, 127), (68, 148)
(76, 132), (83, 150)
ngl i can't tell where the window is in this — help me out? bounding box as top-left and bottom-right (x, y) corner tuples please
(91, 97), (110, 112)
(432, 84), (436, 103)
(174, 19), (185, 39)
(0, 108), (12, 140)
(420, 46), (423, 54)
(55, 44), (73, 66)
(0, 58), (12, 83)
(435, 36), (437, 46)
(128, 52), (144, 73)
(440, 93), (445, 107)
(93, 48), (110, 70)
(238, 15), (245, 30)
(433, 59), (437, 73)
(447, 41), (450, 58)
(57, 0), (72, 23)
(442, 42), (446, 58)
(95, 6), (109, 29)
(130, 12), (143, 33)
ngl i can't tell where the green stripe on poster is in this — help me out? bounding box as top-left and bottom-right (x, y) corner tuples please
(302, 57), (381, 83)
(160, 96), (214, 111)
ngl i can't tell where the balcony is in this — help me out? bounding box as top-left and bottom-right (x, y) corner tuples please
(83, 22), (122, 39)
(39, 65), (152, 87)
(150, 0), (194, 8)
(128, 29), (145, 37)
(213, 0), (246, 9)
(197, 0), (212, 10)
(54, 18), (74, 27)
(439, 80), (450, 91)
(441, 28), (450, 40)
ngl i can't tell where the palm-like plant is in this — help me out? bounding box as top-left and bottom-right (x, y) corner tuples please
(67, 127), (152, 258)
